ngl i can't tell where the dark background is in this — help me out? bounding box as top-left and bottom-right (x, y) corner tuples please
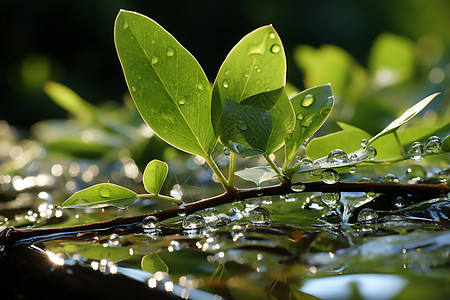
(2, 0), (449, 129)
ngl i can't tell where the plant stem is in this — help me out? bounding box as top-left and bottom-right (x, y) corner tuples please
(138, 194), (183, 205)
(265, 155), (284, 179)
(205, 156), (235, 192)
(227, 152), (236, 187)
(393, 131), (407, 157)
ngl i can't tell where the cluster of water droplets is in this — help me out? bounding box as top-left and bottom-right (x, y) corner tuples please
(408, 136), (443, 161)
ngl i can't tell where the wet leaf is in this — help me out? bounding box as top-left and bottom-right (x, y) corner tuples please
(235, 166), (278, 186)
(141, 252), (169, 273)
(115, 10), (216, 157)
(441, 135), (450, 152)
(143, 160), (168, 195)
(61, 183), (138, 209)
(211, 25), (286, 137)
(368, 93), (440, 144)
(284, 85), (334, 166)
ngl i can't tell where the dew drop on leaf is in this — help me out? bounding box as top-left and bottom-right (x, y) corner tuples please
(196, 82), (204, 92)
(382, 173), (399, 183)
(177, 206), (187, 216)
(408, 142), (425, 161)
(243, 72), (249, 78)
(222, 80), (229, 88)
(291, 183), (305, 192)
(182, 214), (205, 230)
(321, 169), (339, 184)
(245, 197), (260, 210)
(357, 208), (378, 223)
(296, 113), (304, 120)
(256, 68), (262, 73)
(99, 187), (111, 198)
(360, 139), (368, 149)
(166, 47), (175, 57)
(141, 216), (161, 229)
(321, 192), (340, 207)
(268, 32), (276, 39)
(223, 147), (230, 156)
(301, 94), (314, 108)
(237, 121), (248, 131)
(232, 200), (245, 213)
(349, 165), (357, 173)
(425, 136), (442, 153)
(437, 170), (449, 183)
(393, 196), (405, 208)
(250, 206), (272, 225)
(151, 54), (159, 65)
(300, 158), (314, 167)
(178, 96), (186, 105)
(131, 86), (137, 92)
(270, 44), (281, 54)
(367, 146), (377, 161)
(123, 21), (129, 29)
(327, 149), (349, 164)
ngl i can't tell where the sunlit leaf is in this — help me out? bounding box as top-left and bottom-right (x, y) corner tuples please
(61, 183), (138, 209)
(115, 10), (216, 157)
(211, 25), (286, 136)
(141, 252), (169, 273)
(235, 166), (278, 186)
(284, 85), (334, 166)
(442, 135), (450, 152)
(143, 160), (168, 195)
(368, 93), (440, 144)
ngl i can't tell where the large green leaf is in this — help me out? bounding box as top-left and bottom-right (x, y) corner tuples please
(61, 183), (138, 209)
(143, 159), (168, 195)
(284, 85), (334, 166)
(114, 10), (216, 157)
(219, 98), (272, 157)
(141, 252), (169, 273)
(368, 93), (440, 144)
(211, 25), (287, 136)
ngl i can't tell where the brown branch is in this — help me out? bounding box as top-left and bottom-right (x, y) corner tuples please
(1, 181), (449, 250)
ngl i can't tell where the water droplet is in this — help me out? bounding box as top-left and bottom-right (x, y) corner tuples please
(141, 216), (161, 229)
(268, 32), (276, 39)
(213, 213), (231, 227)
(327, 149), (349, 164)
(349, 154), (358, 162)
(406, 165), (426, 180)
(270, 44), (281, 54)
(196, 82), (204, 91)
(437, 170), (449, 183)
(223, 147), (230, 156)
(301, 94), (314, 107)
(245, 198), (260, 210)
(367, 146), (377, 161)
(250, 206), (272, 225)
(425, 136), (442, 153)
(321, 192), (341, 207)
(107, 233), (121, 247)
(99, 187), (111, 198)
(256, 68), (262, 73)
(300, 158), (314, 167)
(131, 86), (137, 92)
(178, 96), (186, 105)
(382, 173), (399, 183)
(243, 72), (249, 78)
(222, 80), (229, 88)
(357, 208), (378, 223)
(360, 177), (372, 183)
(177, 206), (187, 216)
(321, 169), (339, 184)
(151, 54), (159, 65)
(291, 183), (305, 192)
(360, 139), (368, 149)
(408, 142), (424, 161)
(349, 165), (357, 173)
(296, 113), (304, 120)
(393, 196), (405, 208)
(237, 121), (247, 131)
(166, 47), (175, 57)
(232, 200), (245, 213)
(182, 214), (205, 230)
(123, 21), (129, 29)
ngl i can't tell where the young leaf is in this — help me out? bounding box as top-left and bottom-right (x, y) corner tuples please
(143, 160), (168, 195)
(115, 10), (216, 157)
(141, 252), (169, 273)
(219, 98), (272, 157)
(211, 25), (286, 136)
(368, 93), (440, 144)
(61, 183), (138, 209)
(284, 85), (334, 166)
(235, 166), (278, 186)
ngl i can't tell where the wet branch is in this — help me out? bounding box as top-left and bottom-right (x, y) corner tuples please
(1, 181), (449, 250)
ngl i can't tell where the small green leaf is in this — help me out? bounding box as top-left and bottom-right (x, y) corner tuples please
(368, 93), (440, 144)
(61, 183), (138, 209)
(143, 159), (168, 195)
(115, 10), (216, 157)
(211, 25), (286, 136)
(284, 85), (334, 166)
(141, 252), (169, 273)
(219, 98), (272, 157)
(442, 135), (450, 152)
(235, 166), (278, 186)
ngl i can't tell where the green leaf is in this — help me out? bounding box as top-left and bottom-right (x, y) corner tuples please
(143, 159), (168, 195)
(442, 135), (450, 152)
(141, 252), (169, 273)
(61, 183), (138, 209)
(219, 98), (272, 157)
(235, 166), (278, 186)
(368, 93), (440, 144)
(241, 87), (295, 154)
(210, 263), (225, 281)
(211, 25), (286, 136)
(369, 33), (415, 88)
(284, 85), (334, 166)
(114, 10), (216, 157)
